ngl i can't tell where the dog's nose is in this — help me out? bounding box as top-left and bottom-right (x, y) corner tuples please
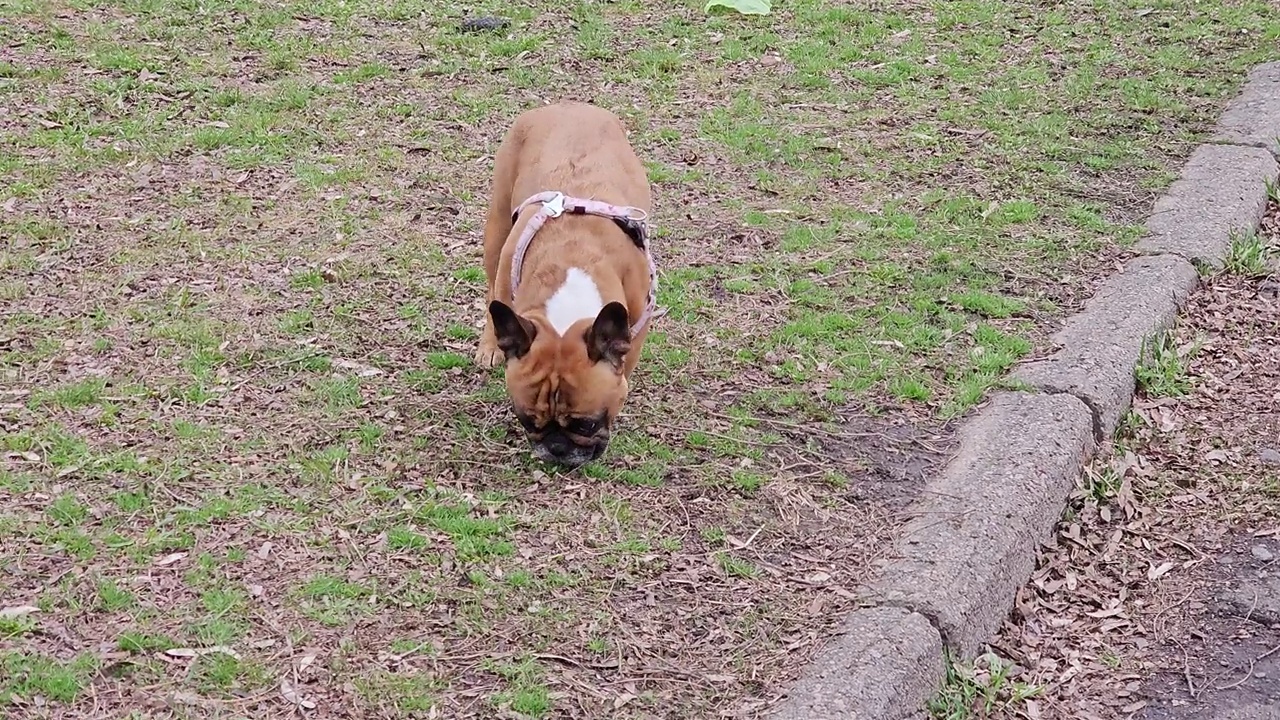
(545, 436), (571, 458)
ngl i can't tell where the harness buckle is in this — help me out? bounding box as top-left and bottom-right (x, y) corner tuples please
(542, 192), (566, 218)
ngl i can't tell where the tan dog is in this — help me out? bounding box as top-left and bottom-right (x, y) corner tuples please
(474, 102), (659, 467)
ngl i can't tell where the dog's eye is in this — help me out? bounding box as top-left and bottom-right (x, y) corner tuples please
(566, 416), (603, 436)
(515, 412), (541, 433)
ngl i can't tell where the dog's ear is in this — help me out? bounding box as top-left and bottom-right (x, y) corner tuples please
(489, 300), (537, 360)
(585, 301), (631, 369)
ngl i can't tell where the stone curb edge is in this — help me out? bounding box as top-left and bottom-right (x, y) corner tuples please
(769, 61), (1280, 720)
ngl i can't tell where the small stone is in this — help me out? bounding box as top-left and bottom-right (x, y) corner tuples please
(1260, 279), (1280, 298)
(1260, 447), (1280, 465)
(458, 16), (510, 33)
(1252, 545), (1275, 562)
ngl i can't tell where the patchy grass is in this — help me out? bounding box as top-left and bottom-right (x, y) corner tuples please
(1223, 228), (1273, 277)
(1, 0), (1278, 716)
(928, 652), (1041, 719)
(1135, 329), (1197, 398)
(0, 652), (100, 706)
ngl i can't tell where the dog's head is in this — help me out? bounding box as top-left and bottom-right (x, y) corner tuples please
(488, 299), (632, 467)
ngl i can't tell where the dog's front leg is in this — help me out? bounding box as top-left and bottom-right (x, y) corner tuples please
(474, 195), (512, 368)
(475, 305), (504, 368)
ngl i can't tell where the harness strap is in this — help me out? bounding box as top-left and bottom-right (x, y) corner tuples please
(508, 191), (663, 339)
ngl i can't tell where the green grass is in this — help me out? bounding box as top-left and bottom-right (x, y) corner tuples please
(1, 0), (1276, 714)
(928, 652), (1041, 719)
(488, 657), (553, 718)
(1, 652), (99, 706)
(1223, 229), (1273, 277)
(1135, 329), (1196, 398)
(1081, 462), (1125, 504)
(97, 579), (135, 611)
(357, 670), (441, 715)
(28, 378), (109, 409)
(296, 574), (375, 627)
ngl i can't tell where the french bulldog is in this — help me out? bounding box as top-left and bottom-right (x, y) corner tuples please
(473, 101), (660, 467)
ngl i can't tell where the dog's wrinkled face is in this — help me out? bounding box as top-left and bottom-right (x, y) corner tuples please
(489, 300), (632, 467)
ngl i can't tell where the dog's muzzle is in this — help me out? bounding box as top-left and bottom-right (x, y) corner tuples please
(532, 430), (607, 468)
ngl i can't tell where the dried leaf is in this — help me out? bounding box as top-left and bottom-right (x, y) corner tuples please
(154, 552), (188, 567)
(1099, 618), (1131, 633)
(1085, 607), (1126, 619)
(164, 646), (241, 660)
(0, 605), (40, 619)
(168, 691), (203, 705)
(280, 679), (300, 702)
(334, 358), (384, 377)
(280, 679), (317, 710)
(1147, 561), (1175, 580)
(1152, 405), (1179, 432)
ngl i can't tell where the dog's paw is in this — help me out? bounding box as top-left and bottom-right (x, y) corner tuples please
(474, 344), (505, 368)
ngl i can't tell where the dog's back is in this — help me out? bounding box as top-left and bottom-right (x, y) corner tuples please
(503, 102), (651, 215)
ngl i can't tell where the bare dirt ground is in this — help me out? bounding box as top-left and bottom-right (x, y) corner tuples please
(982, 200), (1280, 719)
(2, 0), (1278, 718)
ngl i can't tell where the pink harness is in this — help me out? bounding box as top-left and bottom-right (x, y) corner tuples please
(509, 191), (661, 338)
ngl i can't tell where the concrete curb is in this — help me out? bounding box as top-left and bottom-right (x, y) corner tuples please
(1211, 61), (1280, 159)
(771, 608), (943, 720)
(862, 392), (1095, 657)
(769, 61), (1280, 719)
(1133, 144), (1278, 267)
(1012, 255), (1200, 442)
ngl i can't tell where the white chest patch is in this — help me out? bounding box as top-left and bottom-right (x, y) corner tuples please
(544, 267), (604, 336)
